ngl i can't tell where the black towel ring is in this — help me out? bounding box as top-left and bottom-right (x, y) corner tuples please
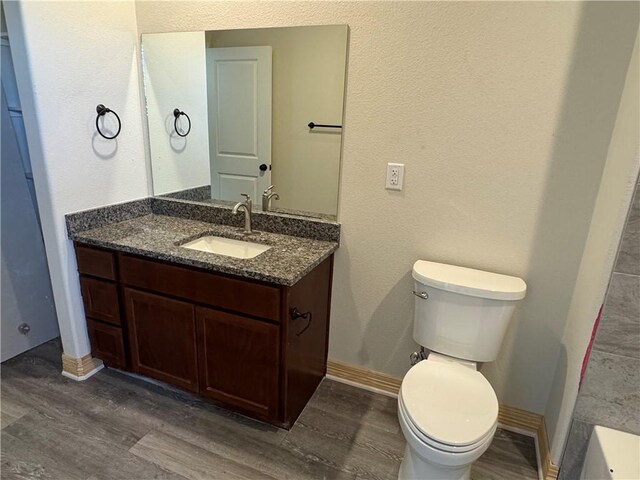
(95, 104), (121, 139)
(173, 108), (191, 137)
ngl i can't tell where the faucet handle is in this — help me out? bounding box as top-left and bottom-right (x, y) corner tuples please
(240, 193), (251, 202)
(263, 185), (274, 195)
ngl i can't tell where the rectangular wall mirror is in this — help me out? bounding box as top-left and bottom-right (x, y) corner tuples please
(141, 25), (348, 220)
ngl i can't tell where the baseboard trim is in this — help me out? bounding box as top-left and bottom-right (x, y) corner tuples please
(497, 404), (559, 480)
(326, 359), (559, 480)
(327, 359), (402, 395)
(545, 461), (560, 480)
(536, 412), (560, 480)
(61, 353), (104, 381)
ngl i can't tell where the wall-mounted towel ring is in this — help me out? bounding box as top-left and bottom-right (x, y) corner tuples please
(95, 104), (121, 139)
(173, 108), (191, 137)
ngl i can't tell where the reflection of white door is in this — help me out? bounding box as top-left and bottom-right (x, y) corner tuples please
(206, 46), (272, 205)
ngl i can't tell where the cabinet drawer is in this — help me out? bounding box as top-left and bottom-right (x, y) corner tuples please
(76, 245), (116, 280)
(80, 276), (121, 326)
(119, 254), (281, 321)
(87, 319), (126, 368)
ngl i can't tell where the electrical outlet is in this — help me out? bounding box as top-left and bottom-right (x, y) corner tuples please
(386, 163), (405, 191)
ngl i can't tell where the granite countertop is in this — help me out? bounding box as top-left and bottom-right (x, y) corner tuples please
(70, 214), (338, 286)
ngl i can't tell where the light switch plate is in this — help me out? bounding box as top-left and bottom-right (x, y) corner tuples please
(386, 163), (405, 190)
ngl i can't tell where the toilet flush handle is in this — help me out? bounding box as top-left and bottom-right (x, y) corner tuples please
(412, 290), (429, 300)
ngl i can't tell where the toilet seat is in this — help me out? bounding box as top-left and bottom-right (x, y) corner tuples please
(400, 359), (498, 450)
(398, 396), (496, 454)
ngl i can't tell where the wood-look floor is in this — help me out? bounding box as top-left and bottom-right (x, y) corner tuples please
(1, 340), (538, 480)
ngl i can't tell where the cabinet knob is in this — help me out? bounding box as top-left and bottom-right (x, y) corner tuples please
(290, 307), (312, 336)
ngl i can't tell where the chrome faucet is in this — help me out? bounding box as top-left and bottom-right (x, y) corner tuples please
(232, 194), (253, 234)
(262, 185), (280, 212)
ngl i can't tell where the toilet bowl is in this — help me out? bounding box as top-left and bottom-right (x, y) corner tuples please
(397, 354), (498, 480)
(398, 261), (526, 480)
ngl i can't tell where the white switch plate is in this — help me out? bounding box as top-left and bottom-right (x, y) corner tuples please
(386, 163), (405, 191)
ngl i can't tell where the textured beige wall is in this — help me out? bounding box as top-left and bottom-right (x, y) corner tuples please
(207, 26), (347, 216)
(545, 30), (640, 463)
(136, 0), (639, 449)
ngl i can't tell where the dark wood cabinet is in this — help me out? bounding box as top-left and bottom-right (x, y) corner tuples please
(125, 289), (199, 392)
(87, 318), (126, 368)
(75, 245), (116, 280)
(119, 255), (281, 321)
(80, 276), (121, 326)
(283, 257), (333, 421)
(196, 307), (280, 419)
(74, 243), (334, 428)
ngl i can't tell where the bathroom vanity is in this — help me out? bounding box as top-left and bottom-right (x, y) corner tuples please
(68, 202), (339, 429)
(66, 22), (347, 429)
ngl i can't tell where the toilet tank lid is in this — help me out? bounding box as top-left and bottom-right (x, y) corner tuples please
(412, 261), (526, 300)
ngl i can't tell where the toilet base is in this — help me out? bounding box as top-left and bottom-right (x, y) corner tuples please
(398, 444), (471, 480)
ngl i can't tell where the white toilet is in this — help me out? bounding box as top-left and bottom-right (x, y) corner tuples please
(398, 260), (527, 480)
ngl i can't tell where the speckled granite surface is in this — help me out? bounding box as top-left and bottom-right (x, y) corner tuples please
(66, 196), (340, 243)
(69, 214), (337, 286)
(158, 185), (338, 222)
(161, 185), (211, 202)
(66, 198), (152, 235)
(152, 197), (340, 243)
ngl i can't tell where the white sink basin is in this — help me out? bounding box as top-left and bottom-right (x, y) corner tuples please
(181, 235), (271, 259)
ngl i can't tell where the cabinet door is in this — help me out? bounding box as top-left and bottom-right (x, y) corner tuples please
(196, 307), (280, 420)
(124, 288), (198, 392)
(87, 319), (126, 368)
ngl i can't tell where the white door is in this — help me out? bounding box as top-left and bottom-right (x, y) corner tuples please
(206, 46), (272, 205)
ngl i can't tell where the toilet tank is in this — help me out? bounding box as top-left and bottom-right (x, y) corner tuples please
(412, 261), (526, 362)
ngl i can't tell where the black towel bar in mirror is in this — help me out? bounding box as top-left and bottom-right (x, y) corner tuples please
(308, 122), (342, 130)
